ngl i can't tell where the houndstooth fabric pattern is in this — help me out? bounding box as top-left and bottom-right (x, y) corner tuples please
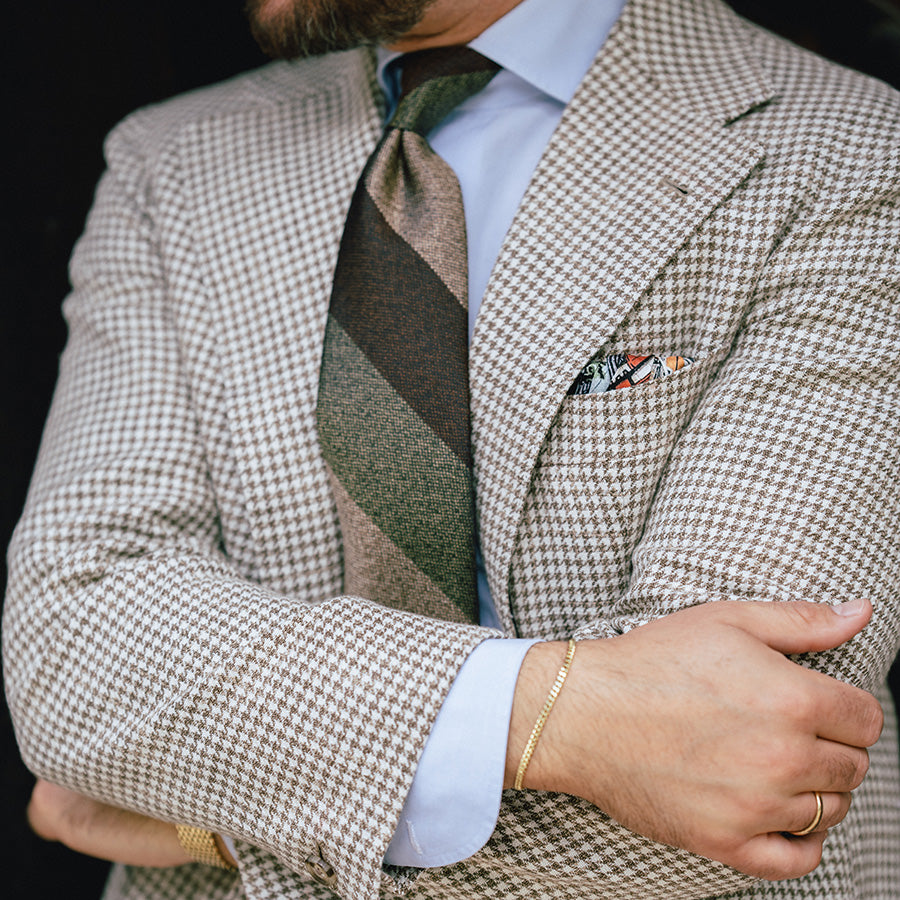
(3, 0), (900, 898)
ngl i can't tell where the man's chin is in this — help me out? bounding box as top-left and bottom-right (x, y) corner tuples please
(244, 0), (435, 60)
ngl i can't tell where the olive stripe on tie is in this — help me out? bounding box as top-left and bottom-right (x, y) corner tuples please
(318, 322), (475, 607)
(316, 46), (500, 623)
(326, 473), (474, 625)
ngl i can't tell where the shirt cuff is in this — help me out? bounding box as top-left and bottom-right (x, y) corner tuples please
(383, 636), (537, 867)
(219, 833), (237, 863)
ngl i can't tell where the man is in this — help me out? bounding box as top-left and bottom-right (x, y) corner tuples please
(5, 0), (900, 898)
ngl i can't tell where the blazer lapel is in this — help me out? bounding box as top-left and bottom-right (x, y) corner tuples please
(470, 0), (773, 630)
(190, 50), (382, 591)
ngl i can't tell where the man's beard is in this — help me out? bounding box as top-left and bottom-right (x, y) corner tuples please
(244, 0), (436, 59)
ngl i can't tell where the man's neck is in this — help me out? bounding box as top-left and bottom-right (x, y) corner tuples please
(385, 0), (525, 52)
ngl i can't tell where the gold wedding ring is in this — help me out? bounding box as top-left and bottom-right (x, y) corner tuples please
(788, 791), (824, 836)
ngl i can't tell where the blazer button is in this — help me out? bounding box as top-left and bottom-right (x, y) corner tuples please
(304, 847), (337, 888)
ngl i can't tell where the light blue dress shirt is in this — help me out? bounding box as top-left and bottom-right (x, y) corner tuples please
(382, 0), (627, 867)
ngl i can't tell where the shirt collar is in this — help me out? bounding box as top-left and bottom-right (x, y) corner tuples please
(377, 0), (626, 106)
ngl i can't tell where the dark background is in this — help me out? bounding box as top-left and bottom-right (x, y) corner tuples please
(2, 2), (899, 897)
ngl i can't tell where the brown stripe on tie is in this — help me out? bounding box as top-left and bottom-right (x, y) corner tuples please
(328, 182), (471, 463)
(365, 135), (469, 306)
(317, 47), (500, 622)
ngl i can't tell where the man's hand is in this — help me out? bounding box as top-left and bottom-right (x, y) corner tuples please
(26, 779), (236, 869)
(506, 599), (883, 881)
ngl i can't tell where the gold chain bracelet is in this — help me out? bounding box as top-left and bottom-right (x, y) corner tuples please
(514, 638), (577, 790)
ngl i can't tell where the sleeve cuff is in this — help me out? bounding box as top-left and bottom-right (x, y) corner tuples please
(384, 636), (537, 867)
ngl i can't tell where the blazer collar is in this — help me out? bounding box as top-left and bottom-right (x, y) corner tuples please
(470, 0), (774, 630)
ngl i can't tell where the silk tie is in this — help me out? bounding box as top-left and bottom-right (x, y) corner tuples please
(316, 47), (500, 624)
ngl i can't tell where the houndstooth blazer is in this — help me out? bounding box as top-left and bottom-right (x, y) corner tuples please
(5, 0), (900, 897)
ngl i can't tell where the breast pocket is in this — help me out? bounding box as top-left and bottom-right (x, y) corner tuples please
(509, 355), (720, 638)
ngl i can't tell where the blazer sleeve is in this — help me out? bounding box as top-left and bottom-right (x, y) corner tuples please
(551, 147), (900, 894)
(575, 145), (900, 687)
(1, 107), (493, 900)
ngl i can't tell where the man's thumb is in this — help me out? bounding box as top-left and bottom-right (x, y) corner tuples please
(735, 597), (872, 655)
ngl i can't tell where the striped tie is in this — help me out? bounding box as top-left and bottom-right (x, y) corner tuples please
(316, 47), (500, 624)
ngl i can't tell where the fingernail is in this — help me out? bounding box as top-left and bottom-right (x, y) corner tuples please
(831, 598), (866, 616)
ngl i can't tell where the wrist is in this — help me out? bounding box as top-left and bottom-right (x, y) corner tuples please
(504, 640), (571, 791)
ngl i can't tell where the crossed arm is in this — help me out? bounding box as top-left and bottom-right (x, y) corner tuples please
(27, 598), (882, 881)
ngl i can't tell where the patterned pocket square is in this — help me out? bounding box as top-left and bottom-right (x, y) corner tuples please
(568, 353), (694, 395)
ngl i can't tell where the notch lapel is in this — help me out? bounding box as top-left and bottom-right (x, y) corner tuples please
(470, 0), (773, 630)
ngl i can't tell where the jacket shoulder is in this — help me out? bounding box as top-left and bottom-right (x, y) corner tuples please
(743, 16), (900, 149)
(102, 49), (375, 174)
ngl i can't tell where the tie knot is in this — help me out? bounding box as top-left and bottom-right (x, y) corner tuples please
(389, 46), (500, 136)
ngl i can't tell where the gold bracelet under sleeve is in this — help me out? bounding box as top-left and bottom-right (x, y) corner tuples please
(514, 638), (577, 790)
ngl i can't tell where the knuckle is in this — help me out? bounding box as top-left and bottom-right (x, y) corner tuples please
(851, 749), (870, 789)
(822, 748), (869, 792)
(784, 601), (824, 633)
(794, 604), (820, 629)
(765, 687), (810, 735)
(843, 690), (883, 746)
(749, 793), (784, 824)
(732, 801), (771, 838)
(780, 685), (817, 727)
(829, 750), (859, 788)
(777, 753), (808, 786)
(764, 734), (810, 783)
(862, 699), (885, 745)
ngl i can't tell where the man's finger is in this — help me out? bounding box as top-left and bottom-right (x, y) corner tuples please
(779, 791), (851, 837)
(805, 674), (884, 748)
(803, 740), (870, 792)
(738, 831), (827, 881)
(711, 598), (872, 656)
(27, 779), (77, 843)
(25, 779), (191, 868)
(765, 736), (871, 796)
